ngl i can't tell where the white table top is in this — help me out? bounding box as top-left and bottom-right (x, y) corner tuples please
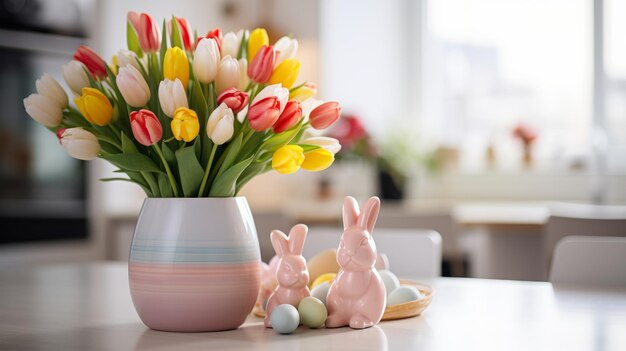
(1, 263), (625, 351)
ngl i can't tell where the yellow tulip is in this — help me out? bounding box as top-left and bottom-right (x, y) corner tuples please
(272, 145), (304, 174)
(74, 87), (113, 126)
(248, 28), (269, 62)
(289, 84), (316, 102)
(268, 58), (300, 88)
(163, 47), (189, 90)
(110, 54), (118, 75)
(171, 107), (200, 142)
(301, 148), (334, 172)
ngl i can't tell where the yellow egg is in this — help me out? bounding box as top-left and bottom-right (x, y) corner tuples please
(307, 249), (340, 287)
(311, 273), (336, 289)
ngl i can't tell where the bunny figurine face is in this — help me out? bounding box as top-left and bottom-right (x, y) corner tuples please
(270, 224), (310, 288)
(337, 196), (380, 271)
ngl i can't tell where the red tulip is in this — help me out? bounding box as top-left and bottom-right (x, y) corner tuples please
(273, 100), (302, 133)
(130, 109), (163, 146)
(309, 101), (342, 129)
(248, 96), (280, 131)
(175, 17), (193, 51)
(197, 28), (223, 51)
(73, 46), (107, 79)
(217, 88), (249, 113)
(129, 13), (160, 52)
(247, 45), (275, 84)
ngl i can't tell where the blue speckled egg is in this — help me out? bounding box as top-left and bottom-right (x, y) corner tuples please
(270, 304), (300, 334)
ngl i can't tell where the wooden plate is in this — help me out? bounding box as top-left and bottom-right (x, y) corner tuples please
(253, 280), (434, 321)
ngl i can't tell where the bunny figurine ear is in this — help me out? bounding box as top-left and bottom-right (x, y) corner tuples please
(270, 230), (290, 257)
(357, 196), (381, 234)
(343, 196), (360, 230)
(288, 224), (308, 255)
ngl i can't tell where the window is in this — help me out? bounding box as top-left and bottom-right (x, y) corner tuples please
(422, 0), (593, 170)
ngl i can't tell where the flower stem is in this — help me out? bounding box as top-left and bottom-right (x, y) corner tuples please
(153, 144), (180, 197)
(197, 143), (218, 197)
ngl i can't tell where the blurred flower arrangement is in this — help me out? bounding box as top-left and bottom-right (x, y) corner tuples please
(23, 12), (342, 197)
(330, 114), (437, 199)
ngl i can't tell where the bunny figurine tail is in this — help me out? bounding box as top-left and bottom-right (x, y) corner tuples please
(326, 196), (387, 329)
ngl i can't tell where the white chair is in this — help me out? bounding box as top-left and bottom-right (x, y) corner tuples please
(303, 227), (442, 278)
(549, 236), (626, 287)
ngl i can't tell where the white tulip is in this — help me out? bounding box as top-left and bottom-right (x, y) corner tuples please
(206, 103), (235, 145)
(251, 84), (289, 114)
(158, 79), (188, 118)
(62, 60), (90, 95)
(221, 32), (239, 59)
(274, 36), (298, 66)
(302, 136), (342, 155)
(23, 93), (63, 127)
(116, 64), (151, 107)
(238, 58), (250, 90)
(193, 38), (220, 84)
(35, 73), (68, 109)
(117, 49), (141, 71)
(215, 55), (240, 93)
(58, 127), (100, 160)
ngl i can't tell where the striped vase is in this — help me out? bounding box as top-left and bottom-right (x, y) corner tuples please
(128, 197), (261, 332)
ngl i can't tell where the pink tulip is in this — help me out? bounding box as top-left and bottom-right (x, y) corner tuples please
(248, 96), (280, 131)
(217, 88), (249, 113)
(309, 101), (342, 129)
(273, 100), (302, 133)
(130, 12), (160, 52)
(247, 45), (275, 84)
(130, 109), (163, 146)
(73, 46), (107, 79)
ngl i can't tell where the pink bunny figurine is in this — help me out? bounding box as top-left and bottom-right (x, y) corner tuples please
(264, 224), (311, 328)
(326, 196), (386, 329)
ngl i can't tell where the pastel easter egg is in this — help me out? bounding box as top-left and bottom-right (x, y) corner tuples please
(298, 297), (327, 328)
(378, 269), (400, 296)
(311, 273), (336, 289)
(270, 304), (300, 334)
(387, 286), (423, 306)
(310, 281), (331, 305)
(307, 249), (340, 286)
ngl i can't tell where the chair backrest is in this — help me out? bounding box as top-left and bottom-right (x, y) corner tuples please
(303, 227), (442, 278)
(549, 236), (626, 287)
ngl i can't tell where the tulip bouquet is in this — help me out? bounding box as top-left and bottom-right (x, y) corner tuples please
(24, 12), (342, 197)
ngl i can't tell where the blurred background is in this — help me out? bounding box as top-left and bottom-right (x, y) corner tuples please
(1, 0), (625, 281)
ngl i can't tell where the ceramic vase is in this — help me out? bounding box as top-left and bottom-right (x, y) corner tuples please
(128, 197), (261, 332)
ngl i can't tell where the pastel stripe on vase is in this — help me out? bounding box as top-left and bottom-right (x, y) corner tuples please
(129, 197), (261, 332)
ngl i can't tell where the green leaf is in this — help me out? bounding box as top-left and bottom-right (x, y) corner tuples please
(161, 141), (178, 176)
(157, 173), (173, 197)
(126, 171), (153, 196)
(170, 16), (183, 50)
(127, 20), (143, 57)
(209, 156), (254, 197)
(259, 120), (303, 152)
(100, 153), (163, 173)
(190, 80), (208, 125)
(218, 132), (242, 175)
(160, 19), (168, 70)
(235, 161), (267, 193)
(175, 146), (204, 197)
(100, 177), (134, 182)
(193, 135), (202, 160)
(141, 171), (160, 197)
(121, 131), (138, 153)
(298, 144), (322, 152)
